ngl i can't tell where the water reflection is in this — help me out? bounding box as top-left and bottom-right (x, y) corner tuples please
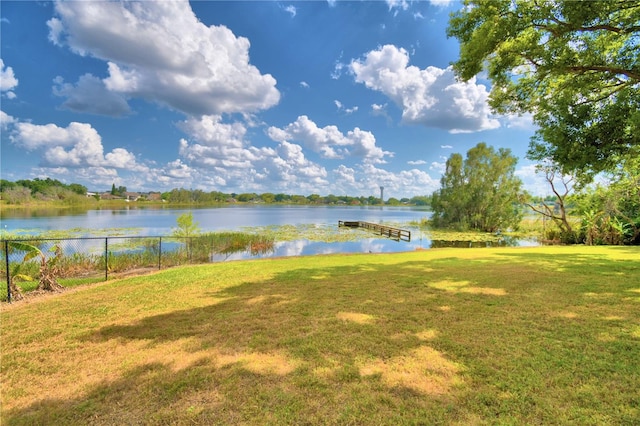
(0, 207), (91, 219)
(209, 238), (411, 261)
(429, 236), (523, 248)
(208, 236), (540, 261)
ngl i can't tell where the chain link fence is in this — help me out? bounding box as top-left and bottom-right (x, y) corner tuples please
(1, 234), (274, 302)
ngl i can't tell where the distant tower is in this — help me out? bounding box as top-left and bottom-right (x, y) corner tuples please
(380, 186), (384, 204)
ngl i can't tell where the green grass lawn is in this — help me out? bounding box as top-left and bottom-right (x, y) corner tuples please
(1, 246), (639, 425)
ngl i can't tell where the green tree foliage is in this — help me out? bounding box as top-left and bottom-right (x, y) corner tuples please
(237, 193), (258, 202)
(1, 186), (32, 204)
(575, 156), (640, 244)
(307, 194), (322, 204)
(260, 193), (276, 203)
(0, 180), (17, 192)
(325, 194), (339, 204)
(367, 195), (381, 205)
(67, 183), (87, 195)
(448, 0), (640, 176)
(172, 212), (201, 238)
(431, 143), (523, 232)
(386, 197), (401, 206)
(166, 188), (192, 203)
(274, 193), (290, 203)
(409, 195), (431, 206)
(110, 184), (126, 196)
(14, 177), (87, 197)
(7, 241), (64, 300)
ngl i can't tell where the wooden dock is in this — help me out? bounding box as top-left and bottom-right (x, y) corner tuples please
(338, 220), (411, 242)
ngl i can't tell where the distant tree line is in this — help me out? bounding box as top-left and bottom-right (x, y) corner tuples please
(0, 178), (432, 207)
(1, 178), (87, 196)
(0, 178), (88, 205)
(160, 188), (430, 206)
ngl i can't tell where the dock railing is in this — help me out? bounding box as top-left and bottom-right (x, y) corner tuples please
(339, 221), (411, 242)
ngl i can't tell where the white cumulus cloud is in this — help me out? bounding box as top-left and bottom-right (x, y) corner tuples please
(47, 0), (279, 116)
(505, 112), (536, 130)
(430, 161), (446, 174)
(386, 0), (409, 11)
(0, 110), (16, 131)
(350, 44), (500, 133)
(429, 0), (454, 8)
(267, 115), (391, 163)
(283, 5), (297, 17)
(178, 116), (257, 169)
(10, 121), (144, 171)
(342, 163), (439, 198)
(176, 115), (330, 194)
(335, 100), (359, 114)
(53, 74), (131, 116)
(1, 59), (18, 98)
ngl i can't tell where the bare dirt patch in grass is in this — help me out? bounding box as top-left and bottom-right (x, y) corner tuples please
(335, 311), (375, 324)
(428, 279), (507, 296)
(359, 345), (463, 395)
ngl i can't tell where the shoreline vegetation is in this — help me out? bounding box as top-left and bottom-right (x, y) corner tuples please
(0, 207), (547, 303)
(0, 216), (545, 303)
(1, 246), (638, 424)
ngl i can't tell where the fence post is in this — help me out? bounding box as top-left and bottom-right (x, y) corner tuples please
(158, 237), (162, 270)
(105, 238), (108, 281)
(5, 240), (11, 304)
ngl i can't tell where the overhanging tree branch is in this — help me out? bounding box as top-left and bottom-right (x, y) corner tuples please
(566, 66), (640, 81)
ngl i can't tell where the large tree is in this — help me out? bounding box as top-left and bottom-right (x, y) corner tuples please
(431, 143), (523, 232)
(447, 0), (640, 176)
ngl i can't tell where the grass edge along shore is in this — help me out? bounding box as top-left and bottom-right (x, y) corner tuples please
(1, 245), (639, 425)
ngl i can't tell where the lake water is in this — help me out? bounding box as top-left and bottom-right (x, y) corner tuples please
(0, 205), (537, 259)
(1, 205), (429, 234)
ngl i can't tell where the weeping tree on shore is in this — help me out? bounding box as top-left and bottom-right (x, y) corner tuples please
(431, 143), (523, 232)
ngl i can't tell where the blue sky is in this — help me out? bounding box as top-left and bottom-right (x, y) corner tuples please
(1, 0), (546, 198)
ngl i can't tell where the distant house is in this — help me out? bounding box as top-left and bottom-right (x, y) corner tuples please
(124, 192), (140, 201)
(146, 192), (162, 201)
(100, 192), (121, 200)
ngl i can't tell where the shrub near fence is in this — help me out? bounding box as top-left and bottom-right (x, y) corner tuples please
(1, 233), (274, 302)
